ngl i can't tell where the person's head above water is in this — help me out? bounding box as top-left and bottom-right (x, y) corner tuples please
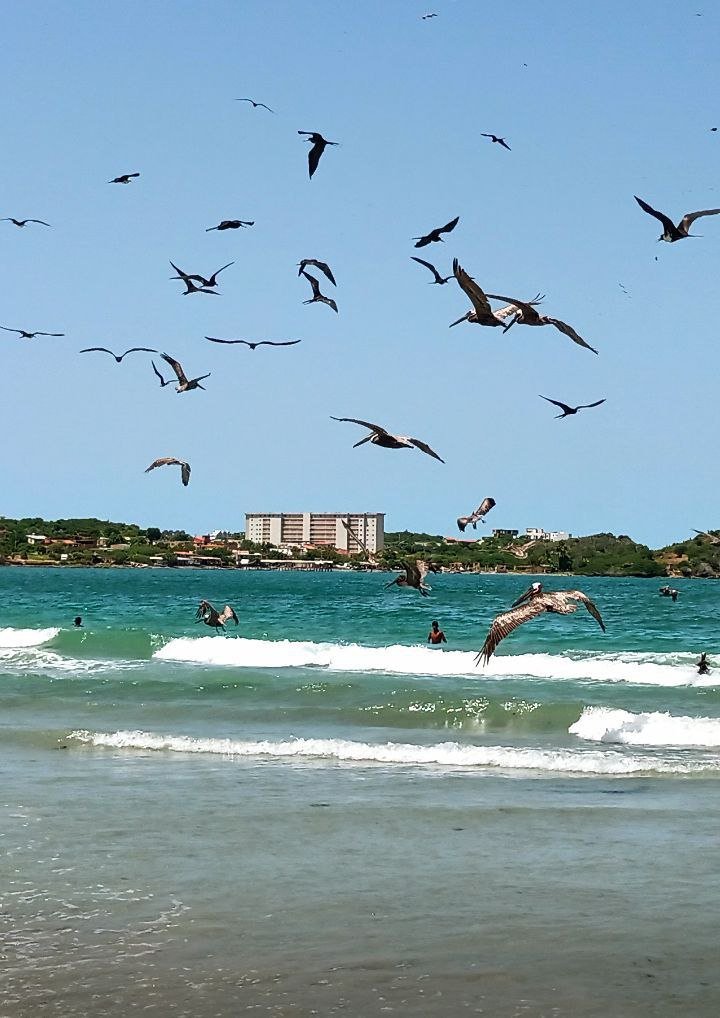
(431, 620), (439, 629)
(74, 616), (82, 627)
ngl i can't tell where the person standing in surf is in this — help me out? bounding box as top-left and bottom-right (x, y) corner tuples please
(427, 620), (446, 646)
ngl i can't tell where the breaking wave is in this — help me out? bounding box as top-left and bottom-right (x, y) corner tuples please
(570, 707), (720, 747)
(0, 627), (59, 649)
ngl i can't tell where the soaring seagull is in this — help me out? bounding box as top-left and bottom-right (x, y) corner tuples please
(109, 172), (140, 184)
(331, 416), (445, 462)
(485, 291), (598, 354)
(476, 587), (605, 665)
(195, 600), (239, 632)
(457, 497), (496, 532)
(1, 325), (63, 339)
(80, 346), (157, 362)
(298, 131), (338, 178)
(413, 216), (459, 248)
(206, 219), (254, 232)
(298, 259), (336, 286)
(481, 133), (511, 150)
(411, 256), (452, 284)
(634, 195), (720, 242)
(234, 98), (274, 112)
(205, 336), (301, 350)
(301, 271), (338, 312)
(540, 395), (606, 418)
(449, 260), (508, 328)
(160, 352), (210, 392)
(2, 217), (51, 228)
(145, 457), (191, 487)
(385, 560), (439, 596)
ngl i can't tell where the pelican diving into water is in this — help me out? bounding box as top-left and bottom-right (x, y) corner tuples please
(195, 600), (239, 633)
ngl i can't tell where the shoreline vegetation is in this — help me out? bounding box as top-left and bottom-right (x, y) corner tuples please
(1, 516), (719, 579)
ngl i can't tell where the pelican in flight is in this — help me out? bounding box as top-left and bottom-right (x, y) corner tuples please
(331, 416), (445, 462)
(481, 133), (511, 151)
(298, 131), (338, 179)
(540, 395), (606, 418)
(340, 519), (375, 562)
(109, 172), (140, 184)
(1, 325), (64, 339)
(205, 336), (301, 350)
(476, 585), (605, 665)
(195, 600), (239, 633)
(692, 529), (720, 545)
(145, 457), (191, 486)
(457, 497), (496, 532)
(485, 291), (598, 354)
(413, 216), (459, 248)
(80, 346), (157, 362)
(385, 560), (439, 597)
(634, 195), (720, 242)
(411, 256), (452, 284)
(170, 260), (234, 289)
(301, 271), (338, 312)
(298, 259), (336, 286)
(449, 260), (508, 328)
(206, 219), (254, 232)
(160, 352), (210, 392)
(2, 217), (51, 228)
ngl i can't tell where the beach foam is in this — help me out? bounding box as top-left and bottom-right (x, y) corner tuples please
(0, 627), (59, 648)
(570, 706), (720, 747)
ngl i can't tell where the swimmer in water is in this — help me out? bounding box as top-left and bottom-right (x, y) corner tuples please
(697, 652), (710, 675)
(74, 616), (83, 627)
(427, 620), (446, 645)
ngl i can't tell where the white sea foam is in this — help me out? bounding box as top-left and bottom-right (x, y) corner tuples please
(570, 707), (720, 748)
(67, 729), (719, 775)
(0, 627), (59, 648)
(154, 636), (715, 687)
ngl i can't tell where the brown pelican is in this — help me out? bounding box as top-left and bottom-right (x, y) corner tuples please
(457, 497), (496, 532)
(485, 291), (598, 354)
(145, 457), (191, 486)
(540, 395), (606, 418)
(697, 653), (710, 675)
(160, 352), (210, 392)
(476, 587), (605, 665)
(331, 416), (445, 462)
(205, 336), (301, 350)
(449, 260), (508, 328)
(385, 560), (439, 596)
(195, 600), (239, 633)
(170, 260), (234, 289)
(298, 131), (339, 178)
(1, 325), (63, 339)
(152, 360), (173, 387)
(481, 133), (511, 151)
(298, 259), (336, 286)
(109, 172), (140, 184)
(413, 216), (459, 248)
(634, 196), (720, 242)
(658, 586), (679, 601)
(206, 219), (254, 232)
(234, 98), (274, 112)
(411, 256), (452, 284)
(1, 217), (51, 227)
(301, 271), (338, 313)
(692, 529), (720, 544)
(80, 346), (157, 362)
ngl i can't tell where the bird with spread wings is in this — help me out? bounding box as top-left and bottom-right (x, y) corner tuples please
(331, 417), (444, 462)
(195, 600), (239, 633)
(385, 560), (439, 597)
(457, 497), (496, 532)
(145, 457), (191, 487)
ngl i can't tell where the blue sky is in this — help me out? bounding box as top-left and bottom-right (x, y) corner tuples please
(1, 1), (718, 545)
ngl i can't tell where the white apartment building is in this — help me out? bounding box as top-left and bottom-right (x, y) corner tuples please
(245, 513), (385, 553)
(525, 527), (571, 542)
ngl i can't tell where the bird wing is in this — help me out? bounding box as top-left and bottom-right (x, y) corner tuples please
(27, 219), (51, 226)
(498, 138), (511, 150)
(324, 296), (339, 313)
(180, 462), (191, 486)
(341, 519), (372, 557)
(145, 457), (182, 473)
(119, 347), (157, 359)
(476, 497), (496, 517)
(307, 140), (323, 178)
(540, 395), (573, 414)
(634, 196), (675, 234)
(80, 347), (115, 356)
(543, 318), (598, 355)
(301, 259), (336, 285)
(330, 416), (386, 435)
(219, 605), (238, 625)
(152, 360), (168, 384)
(452, 260), (494, 319)
(476, 597), (553, 665)
(258, 340), (302, 347)
(439, 216), (460, 235)
(161, 352), (187, 384)
(411, 256), (443, 282)
(679, 208), (720, 231)
(196, 599), (213, 621)
(170, 260), (192, 281)
(563, 592), (606, 632)
(405, 561), (422, 585)
(210, 261), (235, 280)
(408, 438), (445, 463)
(0, 326), (23, 334)
(205, 336), (248, 345)
(36, 332), (64, 337)
(485, 293), (541, 320)
(301, 271), (321, 298)
(575, 399), (606, 410)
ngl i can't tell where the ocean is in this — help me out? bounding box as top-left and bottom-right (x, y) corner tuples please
(2, 566), (719, 1016)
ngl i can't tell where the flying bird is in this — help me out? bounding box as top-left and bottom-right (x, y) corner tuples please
(634, 195), (720, 242)
(297, 259), (336, 286)
(411, 256), (452, 284)
(109, 172), (140, 184)
(457, 497), (496, 532)
(206, 220), (254, 232)
(484, 290), (598, 354)
(170, 260), (234, 289)
(1, 325), (63, 339)
(476, 587), (605, 665)
(145, 457), (191, 487)
(421, 12), (438, 18)
(205, 336), (301, 350)
(385, 560), (439, 596)
(539, 395), (606, 418)
(234, 98), (274, 112)
(298, 131), (338, 179)
(692, 529), (720, 544)
(160, 352), (210, 392)
(413, 216), (459, 248)
(2, 218), (51, 228)
(152, 360), (173, 387)
(331, 416), (444, 462)
(301, 271), (338, 312)
(169, 263), (218, 295)
(340, 519), (375, 561)
(80, 346), (157, 362)
(481, 133), (511, 151)
(449, 260), (508, 328)
(195, 600), (239, 633)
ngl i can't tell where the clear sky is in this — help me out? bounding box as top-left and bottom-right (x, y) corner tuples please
(1, 1), (718, 545)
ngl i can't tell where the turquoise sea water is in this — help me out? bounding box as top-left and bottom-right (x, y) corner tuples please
(2, 567), (719, 1016)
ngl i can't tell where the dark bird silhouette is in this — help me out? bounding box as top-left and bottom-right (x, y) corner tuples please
(697, 652), (711, 675)
(206, 220), (254, 232)
(421, 12), (438, 19)
(170, 260), (234, 289)
(385, 560), (439, 596)
(2, 218), (51, 228)
(145, 457), (191, 487)
(160, 352), (210, 393)
(234, 98), (274, 112)
(449, 260), (508, 328)
(298, 259), (336, 286)
(205, 336), (301, 350)
(481, 133), (511, 151)
(540, 395), (606, 418)
(457, 497), (496, 532)
(1, 325), (63, 339)
(659, 585), (679, 602)
(298, 131), (339, 178)
(152, 360), (173, 387)
(411, 256), (452, 284)
(301, 271), (338, 313)
(331, 416), (444, 462)
(484, 291), (599, 354)
(476, 587), (605, 665)
(169, 262), (218, 295)
(109, 172), (140, 184)
(634, 195), (720, 242)
(80, 346), (157, 362)
(413, 216), (459, 248)
(195, 600), (239, 633)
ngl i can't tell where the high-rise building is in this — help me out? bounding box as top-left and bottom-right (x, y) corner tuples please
(245, 512), (384, 553)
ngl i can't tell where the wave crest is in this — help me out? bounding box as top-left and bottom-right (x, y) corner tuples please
(570, 707), (720, 747)
(0, 627), (59, 649)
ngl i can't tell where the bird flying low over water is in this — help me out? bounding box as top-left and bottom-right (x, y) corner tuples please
(80, 346), (157, 362)
(234, 97), (274, 112)
(196, 600), (239, 632)
(206, 220), (254, 232)
(481, 133), (511, 150)
(160, 352), (210, 392)
(476, 585), (606, 665)
(331, 417), (445, 462)
(109, 172), (140, 184)
(1, 325), (63, 339)
(205, 337), (301, 350)
(634, 195), (720, 242)
(449, 260), (508, 328)
(170, 260), (234, 289)
(411, 256), (452, 284)
(540, 395), (606, 418)
(151, 360), (173, 387)
(413, 216), (459, 248)
(145, 457), (191, 486)
(301, 271), (338, 312)
(457, 497), (496, 532)
(485, 291), (598, 354)
(385, 560), (439, 596)
(2, 217), (50, 228)
(298, 131), (339, 179)
(298, 259), (336, 286)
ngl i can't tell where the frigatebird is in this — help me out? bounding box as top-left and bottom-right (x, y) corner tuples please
(331, 416), (444, 462)
(539, 395), (606, 418)
(481, 133), (511, 150)
(301, 271), (338, 313)
(298, 131), (338, 178)
(234, 98), (274, 112)
(2, 218), (50, 228)
(80, 346), (157, 362)
(298, 259), (336, 286)
(205, 337), (301, 350)
(411, 256), (452, 284)
(634, 195), (720, 242)
(109, 172), (140, 184)
(170, 260), (234, 289)
(413, 216), (459, 248)
(1, 325), (63, 339)
(152, 361), (173, 387)
(206, 220), (254, 231)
